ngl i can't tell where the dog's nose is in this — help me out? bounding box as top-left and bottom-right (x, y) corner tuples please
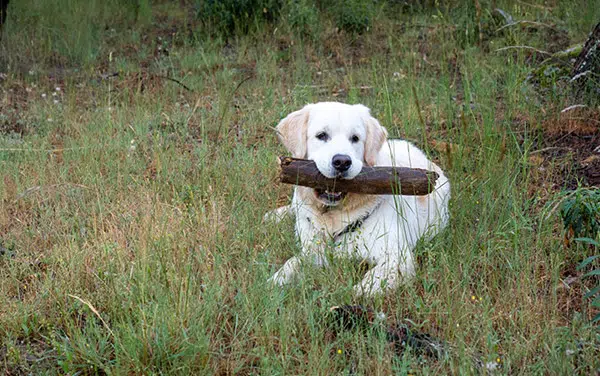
(332, 154), (352, 172)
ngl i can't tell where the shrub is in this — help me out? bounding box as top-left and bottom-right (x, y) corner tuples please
(574, 237), (600, 323)
(283, 0), (320, 39)
(329, 0), (375, 34)
(561, 188), (600, 241)
(196, 0), (282, 36)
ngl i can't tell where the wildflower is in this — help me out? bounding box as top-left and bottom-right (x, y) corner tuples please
(471, 295), (476, 301)
(55, 87), (61, 92)
(41, 93), (47, 98)
(337, 349), (342, 354)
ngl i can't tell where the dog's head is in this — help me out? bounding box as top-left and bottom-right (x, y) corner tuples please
(276, 102), (387, 206)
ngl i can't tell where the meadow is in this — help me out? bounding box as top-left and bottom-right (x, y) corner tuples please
(0, 0), (599, 374)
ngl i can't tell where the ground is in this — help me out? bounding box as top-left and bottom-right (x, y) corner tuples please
(0, 0), (599, 374)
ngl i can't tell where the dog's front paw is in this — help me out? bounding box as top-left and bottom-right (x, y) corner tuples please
(267, 269), (289, 286)
(263, 205), (292, 224)
(267, 257), (301, 287)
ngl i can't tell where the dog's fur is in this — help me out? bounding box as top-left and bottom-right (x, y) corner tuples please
(267, 102), (450, 296)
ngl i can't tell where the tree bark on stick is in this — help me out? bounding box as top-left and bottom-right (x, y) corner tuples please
(278, 157), (439, 196)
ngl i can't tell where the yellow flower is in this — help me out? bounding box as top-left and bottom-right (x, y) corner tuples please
(496, 357), (501, 363)
(337, 349), (342, 354)
(471, 295), (476, 301)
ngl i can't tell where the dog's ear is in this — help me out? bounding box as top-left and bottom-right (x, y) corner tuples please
(356, 105), (388, 166)
(276, 105), (311, 158)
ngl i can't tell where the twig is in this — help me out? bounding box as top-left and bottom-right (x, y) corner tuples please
(68, 294), (115, 337)
(67, 294), (133, 362)
(529, 146), (573, 155)
(154, 75), (194, 92)
(561, 104), (587, 113)
(495, 46), (552, 56)
(14, 183), (89, 203)
(496, 20), (555, 33)
(97, 72), (194, 91)
(215, 75), (253, 143)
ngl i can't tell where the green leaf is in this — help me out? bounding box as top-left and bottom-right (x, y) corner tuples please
(592, 313), (600, 323)
(584, 285), (600, 299)
(574, 237), (600, 247)
(576, 254), (600, 270)
(591, 297), (600, 308)
(583, 269), (600, 278)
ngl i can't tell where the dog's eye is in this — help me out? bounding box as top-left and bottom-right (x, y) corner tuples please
(316, 132), (329, 141)
(350, 135), (360, 143)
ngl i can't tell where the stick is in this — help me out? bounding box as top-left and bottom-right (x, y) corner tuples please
(278, 157), (438, 196)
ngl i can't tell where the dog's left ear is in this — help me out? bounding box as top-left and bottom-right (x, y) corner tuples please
(356, 105), (388, 166)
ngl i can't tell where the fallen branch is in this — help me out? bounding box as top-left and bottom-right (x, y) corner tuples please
(495, 20), (556, 33)
(495, 45), (552, 56)
(278, 157), (438, 196)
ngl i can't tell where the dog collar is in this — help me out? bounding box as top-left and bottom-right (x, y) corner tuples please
(333, 200), (382, 240)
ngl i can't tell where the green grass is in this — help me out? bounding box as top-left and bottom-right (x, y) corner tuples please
(1, 0), (599, 374)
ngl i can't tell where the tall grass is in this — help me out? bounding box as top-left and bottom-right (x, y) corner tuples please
(1, 0), (599, 374)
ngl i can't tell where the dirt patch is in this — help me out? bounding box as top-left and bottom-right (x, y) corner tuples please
(529, 109), (600, 191)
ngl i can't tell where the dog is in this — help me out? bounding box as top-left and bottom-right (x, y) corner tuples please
(267, 102), (450, 296)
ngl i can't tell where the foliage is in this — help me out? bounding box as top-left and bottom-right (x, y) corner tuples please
(575, 237), (600, 323)
(328, 0), (376, 34)
(196, 0), (282, 35)
(561, 189), (600, 241)
(282, 0), (320, 39)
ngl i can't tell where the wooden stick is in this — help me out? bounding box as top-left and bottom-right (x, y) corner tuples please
(278, 157), (438, 196)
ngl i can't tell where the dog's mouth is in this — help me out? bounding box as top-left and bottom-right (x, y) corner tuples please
(314, 189), (347, 205)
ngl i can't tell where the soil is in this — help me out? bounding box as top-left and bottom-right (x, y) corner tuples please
(534, 110), (600, 190)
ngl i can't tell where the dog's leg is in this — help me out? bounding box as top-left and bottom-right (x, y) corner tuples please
(268, 250), (329, 286)
(263, 205), (293, 224)
(353, 256), (415, 297)
(268, 256), (301, 285)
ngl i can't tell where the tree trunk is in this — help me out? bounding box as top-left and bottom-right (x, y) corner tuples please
(572, 22), (600, 96)
(0, 0), (9, 29)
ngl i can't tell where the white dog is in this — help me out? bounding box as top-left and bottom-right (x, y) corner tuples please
(267, 102), (450, 296)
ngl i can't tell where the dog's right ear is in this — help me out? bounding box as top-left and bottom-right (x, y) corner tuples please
(276, 105), (311, 158)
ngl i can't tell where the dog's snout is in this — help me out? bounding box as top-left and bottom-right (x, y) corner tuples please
(332, 154), (352, 172)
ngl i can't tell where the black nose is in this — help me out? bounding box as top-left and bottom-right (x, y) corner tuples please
(332, 154), (352, 172)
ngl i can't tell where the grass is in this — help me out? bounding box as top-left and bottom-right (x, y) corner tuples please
(1, 0), (599, 374)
